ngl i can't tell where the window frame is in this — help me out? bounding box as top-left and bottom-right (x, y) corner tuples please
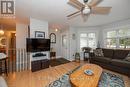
(104, 28), (130, 48)
(79, 32), (97, 51)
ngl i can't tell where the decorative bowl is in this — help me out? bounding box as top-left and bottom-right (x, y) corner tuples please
(84, 69), (94, 76)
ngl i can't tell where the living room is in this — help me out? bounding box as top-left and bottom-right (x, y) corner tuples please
(0, 0), (130, 87)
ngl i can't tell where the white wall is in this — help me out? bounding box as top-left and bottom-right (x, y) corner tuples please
(30, 18), (49, 62)
(49, 27), (72, 60)
(49, 29), (62, 58)
(69, 27), (77, 61)
(16, 23), (28, 49)
(61, 28), (70, 60)
(76, 27), (101, 60)
(30, 18), (48, 38)
(76, 27), (101, 51)
(16, 23), (28, 71)
(59, 26), (105, 61)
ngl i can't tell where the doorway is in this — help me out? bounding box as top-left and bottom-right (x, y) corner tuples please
(61, 34), (70, 60)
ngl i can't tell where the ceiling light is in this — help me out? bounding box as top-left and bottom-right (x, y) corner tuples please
(55, 28), (58, 32)
(0, 25), (4, 35)
(0, 30), (4, 35)
(83, 6), (90, 15)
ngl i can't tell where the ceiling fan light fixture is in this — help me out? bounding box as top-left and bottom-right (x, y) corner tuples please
(83, 6), (90, 14)
(67, 0), (111, 21)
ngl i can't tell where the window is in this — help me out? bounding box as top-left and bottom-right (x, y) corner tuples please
(80, 33), (96, 50)
(105, 29), (130, 48)
(106, 31), (117, 48)
(106, 38), (116, 48)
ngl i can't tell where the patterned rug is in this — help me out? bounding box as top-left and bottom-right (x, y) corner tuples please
(46, 66), (125, 87)
(98, 72), (125, 87)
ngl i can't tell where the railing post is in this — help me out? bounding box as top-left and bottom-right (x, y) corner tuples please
(5, 48), (30, 72)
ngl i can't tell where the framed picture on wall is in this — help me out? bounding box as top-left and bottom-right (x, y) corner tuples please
(35, 31), (45, 38)
(50, 33), (56, 43)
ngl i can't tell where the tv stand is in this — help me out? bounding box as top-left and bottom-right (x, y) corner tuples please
(30, 51), (50, 72)
(31, 59), (49, 72)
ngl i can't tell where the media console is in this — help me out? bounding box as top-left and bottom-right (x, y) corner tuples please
(31, 59), (49, 72)
(30, 52), (50, 72)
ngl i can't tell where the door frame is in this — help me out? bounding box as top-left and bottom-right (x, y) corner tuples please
(61, 33), (70, 60)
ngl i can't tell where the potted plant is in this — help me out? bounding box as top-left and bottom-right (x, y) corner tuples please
(75, 52), (80, 62)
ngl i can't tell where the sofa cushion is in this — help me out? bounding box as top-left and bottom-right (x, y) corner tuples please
(111, 59), (130, 69)
(92, 57), (111, 64)
(0, 76), (8, 87)
(113, 50), (130, 59)
(102, 49), (114, 58)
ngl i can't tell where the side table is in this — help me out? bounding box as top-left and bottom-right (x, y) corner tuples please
(83, 51), (90, 62)
(50, 52), (56, 59)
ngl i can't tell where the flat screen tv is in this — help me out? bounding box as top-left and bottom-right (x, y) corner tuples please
(26, 38), (50, 52)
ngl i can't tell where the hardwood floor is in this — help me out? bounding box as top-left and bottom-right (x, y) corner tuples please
(4, 61), (130, 87)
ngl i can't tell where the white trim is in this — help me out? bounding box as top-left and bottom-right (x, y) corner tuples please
(78, 31), (98, 51)
(103, 27), (130, 48)
(55, 56), (62, 58)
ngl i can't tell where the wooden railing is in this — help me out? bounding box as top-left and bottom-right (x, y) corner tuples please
(16, 49), (30, 72)
(1, 48), (30, 73)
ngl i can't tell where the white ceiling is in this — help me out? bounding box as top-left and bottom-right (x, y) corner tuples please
(16, 0), (130, 28)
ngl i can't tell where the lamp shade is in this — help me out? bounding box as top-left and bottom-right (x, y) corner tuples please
(0, 30), (4, 35)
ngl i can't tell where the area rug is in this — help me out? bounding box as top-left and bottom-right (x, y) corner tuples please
(50, 58), (70, 67)
(46, 66), (125, 87)
(98, 72), (125, 87)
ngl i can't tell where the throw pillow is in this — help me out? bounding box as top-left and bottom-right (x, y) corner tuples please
(93, 49), (104, 57)
(124, 52), (130, 62)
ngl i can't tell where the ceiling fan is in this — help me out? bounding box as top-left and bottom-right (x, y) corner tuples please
(67, 0), (112, 21)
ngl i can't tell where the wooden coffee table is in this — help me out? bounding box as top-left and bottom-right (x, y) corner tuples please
(70, 64), (103, 87)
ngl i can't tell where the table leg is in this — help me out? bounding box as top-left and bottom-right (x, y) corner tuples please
(5, 59), (7, 75)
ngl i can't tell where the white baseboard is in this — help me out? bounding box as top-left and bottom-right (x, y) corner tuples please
(56, 56), (62, 58)
(68, 58), (75, 61)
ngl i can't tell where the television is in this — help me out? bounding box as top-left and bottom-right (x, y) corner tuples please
(26, 38), (50, 52)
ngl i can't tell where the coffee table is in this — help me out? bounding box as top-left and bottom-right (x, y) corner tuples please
(70, 64), (103, 87)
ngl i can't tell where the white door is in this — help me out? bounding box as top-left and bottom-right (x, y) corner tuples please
(61, 34), (69, 60)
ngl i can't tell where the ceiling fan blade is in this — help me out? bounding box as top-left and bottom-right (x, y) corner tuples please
(69, 0), (85, 8)
(91, 7), (112, 14)
(67, 10), (81, 17)
(67, 13), (81, 20)
(88, 0), (103, 7)
(68, 1), (82, 10)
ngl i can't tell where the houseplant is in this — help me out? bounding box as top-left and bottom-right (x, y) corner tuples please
(75, 52), (80, 62)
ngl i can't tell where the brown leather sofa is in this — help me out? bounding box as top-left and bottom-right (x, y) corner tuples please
(90, 48), (130, 76)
